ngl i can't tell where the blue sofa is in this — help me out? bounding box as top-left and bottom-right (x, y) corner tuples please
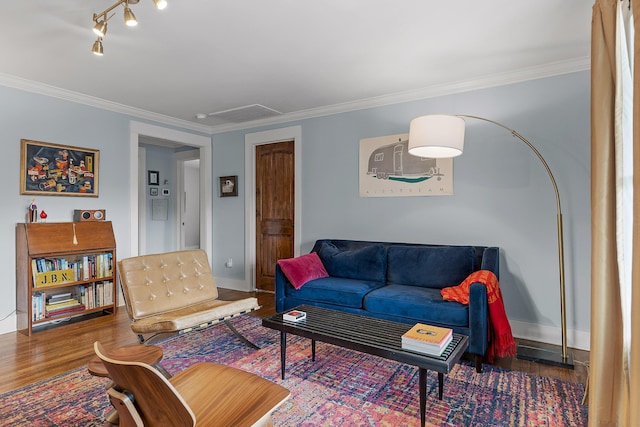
(275, 239), (500, 372)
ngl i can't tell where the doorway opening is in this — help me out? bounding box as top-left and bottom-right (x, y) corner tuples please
(178, 157), (201, 250)
(129, 121), (212, 261)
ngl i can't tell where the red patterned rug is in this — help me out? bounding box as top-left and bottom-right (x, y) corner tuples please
(0, 315), (587, 426)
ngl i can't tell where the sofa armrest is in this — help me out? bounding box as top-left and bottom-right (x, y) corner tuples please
(467, 246), (499, 356)
(468, 282), (488, 355)
(275, 264), (289, 312)
(480, 246), (500, 277)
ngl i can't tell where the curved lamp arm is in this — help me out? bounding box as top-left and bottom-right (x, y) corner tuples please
(458, 115), (563, 214)
(459, 115), (569, 363)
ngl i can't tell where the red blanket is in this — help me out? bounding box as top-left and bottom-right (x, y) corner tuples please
(440, 270), (516, 362)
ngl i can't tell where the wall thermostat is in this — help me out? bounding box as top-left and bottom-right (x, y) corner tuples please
(73, 209), (106, 222)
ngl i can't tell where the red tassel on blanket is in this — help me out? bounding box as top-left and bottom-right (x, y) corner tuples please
(440, 270), (516, 363)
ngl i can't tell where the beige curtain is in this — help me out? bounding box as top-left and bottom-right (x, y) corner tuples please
(590, 0), (640, 425)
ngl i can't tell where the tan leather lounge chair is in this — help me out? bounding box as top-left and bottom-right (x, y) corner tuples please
(118, 249), (260, 345)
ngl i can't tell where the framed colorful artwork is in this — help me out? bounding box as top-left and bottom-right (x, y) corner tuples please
(20, 139), (100, 197)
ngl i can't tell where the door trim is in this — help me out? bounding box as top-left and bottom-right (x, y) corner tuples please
(129, 121), (212, 262)
(245, 126), (302, 291)
(175, 150), (200, 250)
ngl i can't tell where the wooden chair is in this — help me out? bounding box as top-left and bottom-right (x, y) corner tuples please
(95, 341), (290, 427)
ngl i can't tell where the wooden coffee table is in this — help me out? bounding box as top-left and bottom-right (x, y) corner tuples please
(262, 305), (468, 427)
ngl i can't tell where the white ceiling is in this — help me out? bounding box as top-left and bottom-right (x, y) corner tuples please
(0, 1), (593, 132)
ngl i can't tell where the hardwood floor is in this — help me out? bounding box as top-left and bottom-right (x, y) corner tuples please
(0, 289), (589, 395)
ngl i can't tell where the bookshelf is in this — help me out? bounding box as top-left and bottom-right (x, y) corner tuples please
(16, 221), (117, 335)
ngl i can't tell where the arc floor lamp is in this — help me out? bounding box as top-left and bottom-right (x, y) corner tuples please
(408, 114), (574, 369)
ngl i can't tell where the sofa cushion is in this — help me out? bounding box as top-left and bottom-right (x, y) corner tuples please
(317, 242), (387, 282)
(364, 284), (469, 327)
(285, 276), (385, 309)
(277, 252), (329, 290)
(387, 245), (475, 289)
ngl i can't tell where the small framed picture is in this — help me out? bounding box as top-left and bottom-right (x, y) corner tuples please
(219, 175), (238, 197)
(148, 170), (159, 186)
(162, 188), (170, 196)
(149, 187), (159, 196)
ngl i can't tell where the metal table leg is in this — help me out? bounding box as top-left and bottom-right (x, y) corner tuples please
(280, 331), (287, 380)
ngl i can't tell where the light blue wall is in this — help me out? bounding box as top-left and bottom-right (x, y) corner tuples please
(0, 85), (204, 333)
(212, 71), (591, 344)
(0, 71), (591, 347)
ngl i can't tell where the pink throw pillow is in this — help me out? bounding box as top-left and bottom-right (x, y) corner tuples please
(277, 252), (329, 290)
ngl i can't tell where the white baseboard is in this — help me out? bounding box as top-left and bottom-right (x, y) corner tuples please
(215, 277), (252, 292)
(0, 314), (17, 336)
(510, 319), (590, 351)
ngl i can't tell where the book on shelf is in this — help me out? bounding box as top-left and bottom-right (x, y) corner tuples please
(47, 297), (77, 306)
(46, 299), (82, 311)
(46, 304), (86, 318)
(32, 291), (46, 321)
(401, 323), (453, 356)
(283, 310), (306, 322)
(103, 281), (113, 306)
(49, 292), (72, 299)
(82, 256), (90, 281)
(47, 292), (73, 304)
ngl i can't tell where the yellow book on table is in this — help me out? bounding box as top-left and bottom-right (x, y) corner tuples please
(401, 323), (453, 351)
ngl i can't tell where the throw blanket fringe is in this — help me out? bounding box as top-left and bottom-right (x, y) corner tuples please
(441, 270), (516, 362)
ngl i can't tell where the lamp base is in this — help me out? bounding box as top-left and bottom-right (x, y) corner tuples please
(516, 343), (574, 369)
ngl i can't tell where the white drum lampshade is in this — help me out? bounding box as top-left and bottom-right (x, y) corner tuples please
(408, 115), (466, 158)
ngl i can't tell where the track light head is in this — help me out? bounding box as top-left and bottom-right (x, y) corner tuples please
(92, 20), (108, 38)
(124, 6), (138, 26)
(91, 38), (104, 56)
(153, 0), (168, 10)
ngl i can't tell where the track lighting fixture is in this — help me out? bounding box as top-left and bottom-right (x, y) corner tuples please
(91, 0), (167, 55)
(91, 38), (104, 56)
(92, 20), (108, 38)
(153, 0), (168, 10)
(123, 2), (138, 27)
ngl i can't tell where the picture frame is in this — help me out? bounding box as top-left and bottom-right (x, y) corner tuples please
(148, 170), (159, 186)
(219, 175), (238, 197)
(359, 133), (453, 197)
(150, 187), (159, 196)
(20, 139), (100, 197)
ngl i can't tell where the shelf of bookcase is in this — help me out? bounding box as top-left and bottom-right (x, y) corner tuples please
(31, 304), (116, 326)
(16, 221), (118, 336)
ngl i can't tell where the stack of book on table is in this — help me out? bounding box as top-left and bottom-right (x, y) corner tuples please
(401, 323), (453, 356)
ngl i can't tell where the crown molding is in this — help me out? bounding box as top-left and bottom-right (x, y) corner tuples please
(208, 57), (591, 134)
(0, 56), (589, 136)
(0, 73), (212, 134)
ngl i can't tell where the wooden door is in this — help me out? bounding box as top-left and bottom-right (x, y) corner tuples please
(255, 141), (294, 292)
